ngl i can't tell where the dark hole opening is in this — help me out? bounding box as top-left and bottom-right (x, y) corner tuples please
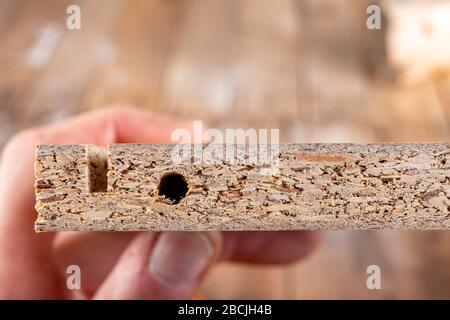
(158, 172), (188, 204)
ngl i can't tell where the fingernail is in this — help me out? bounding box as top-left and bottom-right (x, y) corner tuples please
(149, 232), (214, 289)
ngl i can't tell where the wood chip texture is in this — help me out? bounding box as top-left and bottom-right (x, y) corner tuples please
(34, 143), (450, 231)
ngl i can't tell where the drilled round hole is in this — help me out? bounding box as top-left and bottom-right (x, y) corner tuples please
(157, 172), (188, 204)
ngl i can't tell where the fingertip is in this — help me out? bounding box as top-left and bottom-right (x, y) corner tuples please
(95, 231), (219, 299)
(148, 232), (219, 293)
(222, 231), (321, 265)
(2, 128), (42, 160)
(288, 230), (321, 260)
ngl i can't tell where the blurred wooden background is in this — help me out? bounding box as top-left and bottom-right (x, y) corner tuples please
(0, 0), (449, 299)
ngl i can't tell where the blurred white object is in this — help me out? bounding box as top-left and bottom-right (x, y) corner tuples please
(385, 0), (450, 84)
(27, 23), (63, 70)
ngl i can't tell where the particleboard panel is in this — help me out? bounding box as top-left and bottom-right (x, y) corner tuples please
(35, 143), (450, 232)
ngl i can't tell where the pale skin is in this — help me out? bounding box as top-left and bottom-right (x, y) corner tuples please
(0, 106), (320, 299)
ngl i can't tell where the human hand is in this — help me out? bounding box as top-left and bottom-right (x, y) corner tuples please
(0, 106), (320, 299)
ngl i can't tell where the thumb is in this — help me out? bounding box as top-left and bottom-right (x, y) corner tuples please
(94, 232), (221, 300)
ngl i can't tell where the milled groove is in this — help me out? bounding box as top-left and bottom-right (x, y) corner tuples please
(87, 145), (108, 193)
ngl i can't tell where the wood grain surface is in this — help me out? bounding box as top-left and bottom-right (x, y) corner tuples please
(1, 0), (450, 299)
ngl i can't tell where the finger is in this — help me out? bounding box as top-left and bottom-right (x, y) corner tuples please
(0, 106), (192, 298)
(53, 232), (136, 297)
(222, 231), (321, 264)
(94, 232), (222, 300)
(0, 130), (62, 298)
(55, 230), (320, 296)
(34, 105), (195, 145)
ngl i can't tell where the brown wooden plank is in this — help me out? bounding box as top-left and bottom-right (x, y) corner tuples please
(230, 0), (301, 134)
(365, 82), (448, 142)
(432, 74), (450, 135)
(15, 0), (123, 125)
(82, 0), (185, 111)
(204, 265), (284, 299)
(0, 0), (71, 146)
(157, 0), (237, 123)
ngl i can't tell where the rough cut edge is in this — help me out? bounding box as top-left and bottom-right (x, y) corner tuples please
(34, 143), (450, 232)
